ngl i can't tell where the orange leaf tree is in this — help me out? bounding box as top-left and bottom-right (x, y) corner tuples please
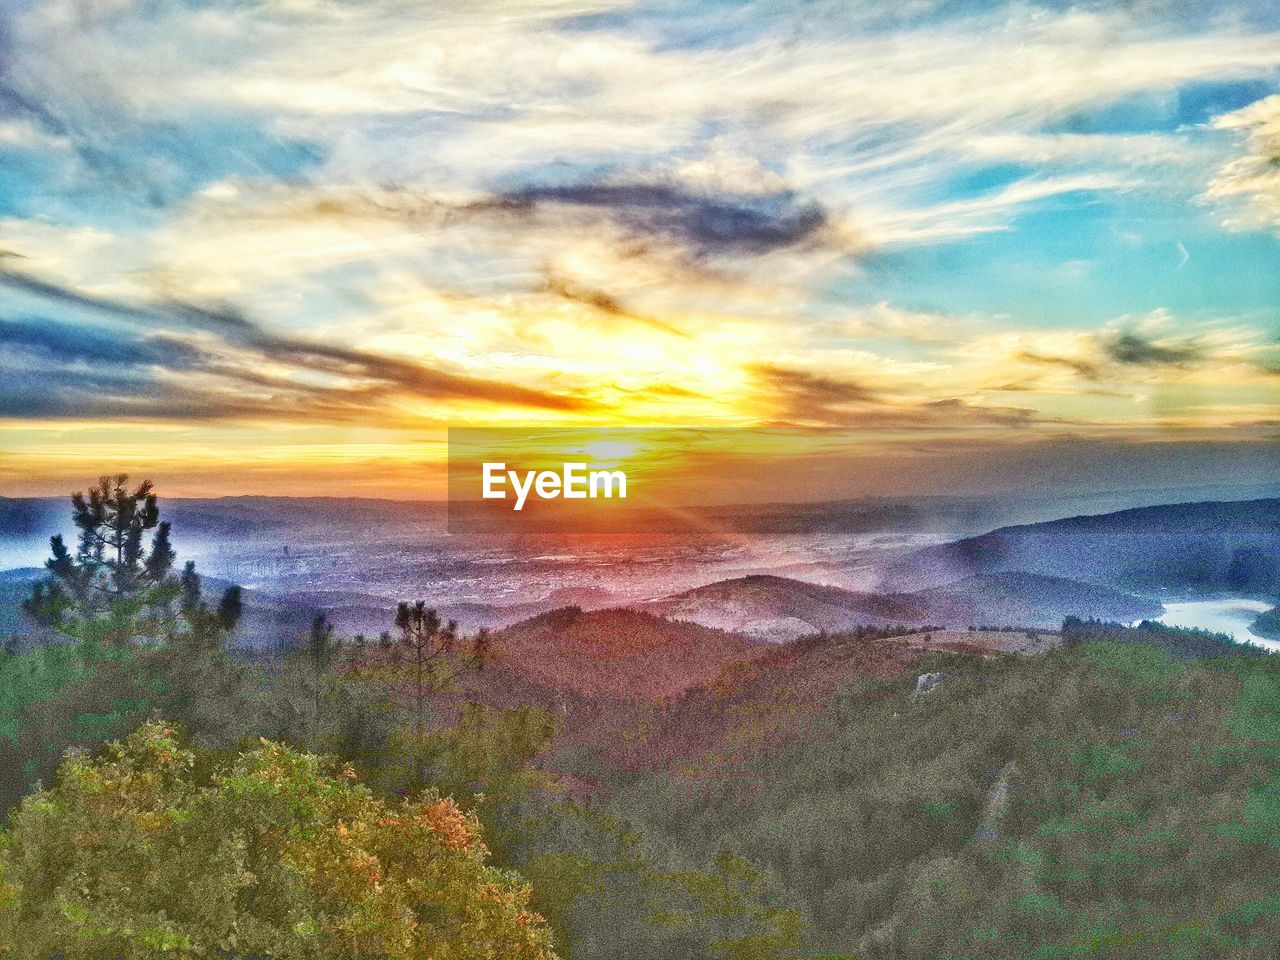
(0, 722), (559, 960)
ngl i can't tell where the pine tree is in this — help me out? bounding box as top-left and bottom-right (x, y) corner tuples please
(23, 475), (244, 652)
(10, 476), (255, 799)
(394, 603), (459, 748)
(352, 602), (492, 790)
(308, 614), (336, 747)
(24, 476), (186, 647)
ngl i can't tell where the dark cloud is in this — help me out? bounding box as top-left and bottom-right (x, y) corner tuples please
(263, 180), (832, 262)
(753, 363), (878, 404)
(1102, 332), (1200, 366)
(0, 270), (593, 421)
(542, 273), (689, 338)
(750, 363), (1041, 429)
(750, 362), (880, 423)
(1016, 350), (1102, 379)
(0, 316), (204, 369)
(499, 181), (830, 257)
(1, 367), (250, 421)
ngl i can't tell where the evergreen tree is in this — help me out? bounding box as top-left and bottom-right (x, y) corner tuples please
(6, 477), (254, 808)
(346, 602), (492, 791)
(22, 475), (241, 650)
(24, 483), (160, 646)
(308, 613), (335, 747)
(391, 605), (491, 734)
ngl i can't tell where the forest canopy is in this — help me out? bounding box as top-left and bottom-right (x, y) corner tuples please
(0, 722), (558, 960)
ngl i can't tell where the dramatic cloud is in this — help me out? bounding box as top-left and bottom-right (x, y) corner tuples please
(1, 0), (1277, 494)
(1206, 94), (1280, 230)
(750, 363), (879, 423)
(0, 270), (593, 422)
(1102, 332), (1202, 367)
(748, 362), (1043, 430)
(500, 181), (830, 257)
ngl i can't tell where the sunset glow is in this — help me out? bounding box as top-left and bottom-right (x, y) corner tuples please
(1, 1), (1278, 498)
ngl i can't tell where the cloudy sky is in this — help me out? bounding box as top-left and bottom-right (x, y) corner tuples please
(1, 0), (1278, 498)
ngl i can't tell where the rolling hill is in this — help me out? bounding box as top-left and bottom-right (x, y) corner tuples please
(485, 607), (766, 699)
(642, 574), (926, 641)
(641, 570), (1162, 639)
(909, 571), (1163, 630)
(882, 498), (1280, 594)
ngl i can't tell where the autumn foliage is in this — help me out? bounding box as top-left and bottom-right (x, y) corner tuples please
(0, 722), (558, 960)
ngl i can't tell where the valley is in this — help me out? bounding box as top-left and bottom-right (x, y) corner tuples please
(2, 487), (1278, 958)
(5, 493), (1275, 657)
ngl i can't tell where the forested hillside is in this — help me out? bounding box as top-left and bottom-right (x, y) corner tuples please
(646, 571), (1163, 638)
(589, 631), (1280, 958)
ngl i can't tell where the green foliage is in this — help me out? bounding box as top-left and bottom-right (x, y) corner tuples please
(599, 637), (1280, 958)
(0, 642), (101, 812)
(499, 795), (804, 960)
(24, 476), (209, 649)
(2, 478), (254, 818)
(0, 635), (258, 820)
(1251, 605), (1280, 642)
(3, 479), (796, 959)
(341, 601), (493, 792)
(259, 637), (396, 777)
(10, 476), (1280, 959)
(0, 722), (558, 959)
(1061, 616), (1248, 660)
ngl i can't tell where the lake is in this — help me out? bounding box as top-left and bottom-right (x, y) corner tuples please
(1155, 598), (1278, 652)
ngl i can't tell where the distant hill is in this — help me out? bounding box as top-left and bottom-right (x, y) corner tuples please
(909, 572), (1162, 631)
(0, 564), (626, 653)
(882, 498), (1280, 595)
(641, 571), (1161, 639)
(486, 607), (764, 700)
(300, 593), (548, 638)
(0, 496), (445, 537)
(6, 485), (1277, 568)
(642, 574), (926, 642)
(0, 497), (448, 570)
(1059, 616), (1256, 660)
(1253, 605), (1280, 642)
(286, 584), (622, 638)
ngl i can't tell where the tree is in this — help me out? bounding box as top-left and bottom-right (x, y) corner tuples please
(23, 475), (241, 650)
(307, 613), (336, 745)
(262, 629), (398, 780)
(24, 475), (169, 647)
(149, 563), (252, 747)
(395, 603), (459, 741)
(0, 722), (559, 959)
(356, 602), (491, 790)
(4, 477), (253, 814)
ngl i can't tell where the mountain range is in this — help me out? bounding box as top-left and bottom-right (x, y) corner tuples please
(880, 498), (1280, 594)
(643, 570), (1161, 640)
(1, 496), (1275, 655)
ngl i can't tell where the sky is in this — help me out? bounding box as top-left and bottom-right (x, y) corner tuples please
(1, 0), (1278, 500)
